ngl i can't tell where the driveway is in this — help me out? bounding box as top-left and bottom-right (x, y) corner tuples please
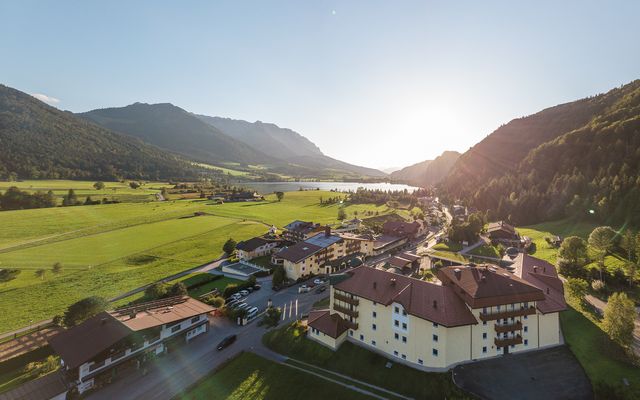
(453, 346), (593, 400)
(86, 283), (328, 400)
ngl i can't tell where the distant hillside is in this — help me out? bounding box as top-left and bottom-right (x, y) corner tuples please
(441, 80), (640, 226)
(391, 151), (460, 186)
(196, 114), (387, 178)
(0, 85), (202, 181)
(79, 103), (273, 167)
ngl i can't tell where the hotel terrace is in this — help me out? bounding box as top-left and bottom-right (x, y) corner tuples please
(308, 253), (566, 370)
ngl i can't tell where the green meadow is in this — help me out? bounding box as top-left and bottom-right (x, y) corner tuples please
(0, 186), (398, 333)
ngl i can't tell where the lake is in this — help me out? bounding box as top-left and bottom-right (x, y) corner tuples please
(240, 181), (420, 193)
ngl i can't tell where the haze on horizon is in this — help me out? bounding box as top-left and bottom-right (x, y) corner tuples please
(1, 0), (639, 170)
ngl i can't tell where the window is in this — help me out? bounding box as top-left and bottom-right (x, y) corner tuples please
(432, 334), (438, 342)
(482, 332), (487, 339)
(496, 305), (501, 311)
(524, 339), (528, 346)
(394, 351), (398, 356)
(349, 330), (354, 337)
(418, 359), (424, 365)
(482, 346), (487, 353)
(432, 349), (438, 357)
(359, 334), (364, 341)
(372, 340), (376, 346)
(190, 316), (200, 324)
(402, 309), (407, 316)
(372, 311), (377, 318)
(394, 320), (399, 327)
(524, 315), (528, 320)
(401, 354), (406, 360)
(394, 333), (399, 340)
(433, 322), (439, 328)
(402, 336), (407, 343)
(372, 324), (377, 331)
(483, 321), (487, 326)
(482, 307), (487, 314)
(524, 326), (528, 332)
(394, 306), (399, 313)
(402, 322), (407, 330)
(171, 324), (181, 333)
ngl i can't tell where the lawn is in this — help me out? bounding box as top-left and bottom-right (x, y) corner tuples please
(432, 242), (463, 252)
(429, 250), (468, 264)
(262, 322), (469, 399)
(176, 352), (374, 400)
(468, 244), (500, 258)
(176, 274), (243, 298)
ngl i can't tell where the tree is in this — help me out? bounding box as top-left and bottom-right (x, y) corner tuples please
(93, 181), (105, 190)
(602, 292), (636, 348)
(272, 265), (285, 287)
(129, 181), (141, 189)
(0, 268), (20, 284)
(145, 282), (169, 299)
(223, 238), (237, 256)
(261, 306), (282, 327)
(337, 208), (347, 220)
(620, 229), (635, 261)
(588, 226), (617, 281)
(168, 282), (187, 297)
(34, 268), (46, 280)
(557, 236), (588, 276)
(565, 278), (588, 300)
(63, 296), (108, 327)
(52, 262), (63, 275)
(62, 189), (78, 206)
(275, 192), (284, 202)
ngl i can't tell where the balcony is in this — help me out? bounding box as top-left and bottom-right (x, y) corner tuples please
(479, 306), (536, 322)
(334, 303), (359, 318)
(494, 321), (522, 333)
(334, 292), (359, 306)
(344, 320), (359, 330)
(494, 335), (523, 347)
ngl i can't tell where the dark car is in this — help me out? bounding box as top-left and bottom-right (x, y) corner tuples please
(315, 285), (327, 293)
(217, 334), (237, 351)
(253, 284), (262, 291)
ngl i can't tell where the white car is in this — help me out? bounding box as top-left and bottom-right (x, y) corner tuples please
(233, 302), (248, 310)
(313, 278), (325, 285)
(231, 293), (242, 300)
(239, 289), (250, 297)
(298, 285), (311, 294)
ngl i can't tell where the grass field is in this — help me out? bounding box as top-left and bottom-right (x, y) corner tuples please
(262, 322), (469, 399)
(468, 244), (500, 258)
(0, 187), (400, 333)
(176, 352), (374, 400)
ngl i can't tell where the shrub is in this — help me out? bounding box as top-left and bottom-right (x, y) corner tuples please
(63, 296), (108, 327)
(261, 307), (281, 327)
(591, 279), (605, 292)
(145, 282), (169, 299)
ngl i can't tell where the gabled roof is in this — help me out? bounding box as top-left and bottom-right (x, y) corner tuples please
(236, 236), (276, 252)
(48, 312), (131, 369)
(487, 221), (517, 235)
(110, 296), (214, 331)
(334, 267), (477, 327)
(388, 256), (412, 269)
(383, 220), (422, 236)
(308, 309), (349, 338)
(275, 242), (323, 263)
(438, 265), (545, 308)
(511, 253), (567, 314)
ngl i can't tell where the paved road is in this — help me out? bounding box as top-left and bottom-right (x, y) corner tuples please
(87, 283), (328, 400)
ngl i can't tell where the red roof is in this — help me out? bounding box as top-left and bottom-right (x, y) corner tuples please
(308, 309), (349, 338)
(511, 253), (567, 314)
(335, 267), (477, 327)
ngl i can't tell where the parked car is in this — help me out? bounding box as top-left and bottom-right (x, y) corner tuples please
(315, 285), (327, 293)
(217, 334), (237, 350)
(231, 293), (242, 300)
(239, 289), (250, 296)
(247, 306), (259, 317)
(299, 285), (311, 294)
(233, 302), (248, 310)
(226, 299), (239, 308)
(253, 284), (262, 291)
(237, 303), (251, 310)
(246, 286), (254, 293)
(313, 278), (326, 285)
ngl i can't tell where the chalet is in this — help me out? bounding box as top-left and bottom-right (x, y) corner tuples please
(235, 236), (283, 261)
(382, 220), (426, 239)
(282, 220), (323, 242)
(487, 221), (518, 241)
(308, 255), (566, 371)
(228, 191), (263, 202)
(48, 296), (214, 395)
(372, 235), (407, 256)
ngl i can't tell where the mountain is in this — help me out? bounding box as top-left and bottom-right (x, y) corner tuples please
(440, 80), (640, 226)
(390, 151), (460, 186)
(0, 85), (203, 181)
(79, 103), (273, 167)
(196, 115), (387, 178)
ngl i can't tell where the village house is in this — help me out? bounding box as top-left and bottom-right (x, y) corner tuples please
(282, 220), (323, 242)
(382, 220), (426, 239)
(235, 236), (283, 261)
(48, 296), (214, 395)
(307, 253), (565, 371)
(487, 221), (531, 249)
(371, 234), (408, 256)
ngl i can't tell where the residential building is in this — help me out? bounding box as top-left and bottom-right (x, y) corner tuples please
(336, 232), (375, 256)
(48, 296), (214, 395)
(282, 220), (323, 242)
(382, 220), (426, 239)
(487, 221), (531, 249)
(372, 235), (407, 256)
(308, 257), (565, 371)
(235, 236), (282, 260)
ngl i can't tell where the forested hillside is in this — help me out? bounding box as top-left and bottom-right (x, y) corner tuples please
(391, 151), (460, 186)
(0, 85), (203, 181)
(441, 80), (640, 226)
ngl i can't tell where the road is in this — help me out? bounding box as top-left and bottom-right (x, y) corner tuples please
(87, 281), (328, 400)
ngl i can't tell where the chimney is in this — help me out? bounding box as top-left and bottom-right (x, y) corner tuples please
(433, 300), (438, 309)
(533, 266), (538, 273)
(454, 268), (461, 280)
(373, 281), (377, 290)
(325, 226), (331, 237)
(543, 266), (546, 273)
(480, 274), (486, 283)
(546, 287), (550, 294)
(101, 317), (108, 325)
(390, 278), (396, 286)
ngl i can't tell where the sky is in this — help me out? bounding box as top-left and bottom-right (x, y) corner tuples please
(1, 1), (639, 171)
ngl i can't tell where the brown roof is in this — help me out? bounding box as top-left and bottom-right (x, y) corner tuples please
(110, 296), (214, 331)
(307, 309), (349, 338)
(275, 241), (323, 263)
(397, 252), (420, 262)
(388, 256), (412, 269)
(373, 234), (405, 249)
(48, 312), (131, 369)
(0, 370), (67, 400)
(487, 221), (517, 235)
(236, 237), (277, 252)
(438, 265), (546, 308)
(512, 253), (567, 314)
(335, 267), (477, 327)
(383, 220), (422, 237)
